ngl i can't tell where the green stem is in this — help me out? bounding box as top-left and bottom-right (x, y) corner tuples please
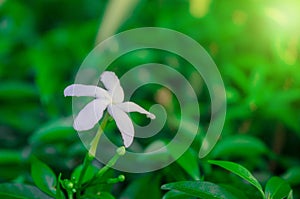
(88, 112), (110, 156)
(76, 112), (110, 197)
(83, 146), (126, 189)
(67, 191), (73, 199)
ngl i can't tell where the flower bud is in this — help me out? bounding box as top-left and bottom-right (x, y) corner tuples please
(118, 175), (125, 182)
(116, 146), (126, 156)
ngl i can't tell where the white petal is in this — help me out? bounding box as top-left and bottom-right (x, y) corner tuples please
(100, 71), (124, 103)
(107, 105), (134, 147)
(64, 84), (109, 99)
(74, 99), (109, 131)
(117, 102), (156, 119)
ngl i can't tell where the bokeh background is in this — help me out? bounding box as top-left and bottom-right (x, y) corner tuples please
(1, 0), (300, 198)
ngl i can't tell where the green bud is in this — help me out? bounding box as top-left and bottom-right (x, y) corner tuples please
(64, 181), (74, 189)
(116, 146), (126, 156)
(118, 175), (125, 182)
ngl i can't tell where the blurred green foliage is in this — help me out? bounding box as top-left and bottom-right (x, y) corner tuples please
(0, 0), (300, 198)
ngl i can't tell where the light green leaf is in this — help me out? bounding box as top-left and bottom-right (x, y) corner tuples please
(208, 160), (264, 198)
(265, 177), (292, 199)
(161, 181), (237, 199)
(0, 183), (53, 199)
(31, 157), (57, 197)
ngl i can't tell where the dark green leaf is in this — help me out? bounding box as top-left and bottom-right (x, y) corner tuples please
(82, 192), (115, 199)
(0, 150), (22, 164)
(163, 190), (195, 199)
(161, 181), (237, 199)
(0, 82), (38, 100)
(219, 184), (248, 199)
(121, 174), (161, 199)
(282, 167), (300, 186)
(0, 183), (53, 199)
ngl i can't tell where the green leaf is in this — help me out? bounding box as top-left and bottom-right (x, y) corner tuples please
(0, 150), (22, 164)
(30, 117), (75, 144)
(208, 160), (264, 198)
(281, 167), (300, 186)
(0, 183), (53, 199)
(265, 177), (292, 199)
(210, 135), (268, 158)
(219, 184), (248, 199)
(31, 157), (57, 197)
(163, 190), (195, 199)
(82, 192), (115, 199)
(169, 147), (200, 180)
(121, 174), (162, 199)
(71, 164), (97, 184)
(0, 82), (38, 100)
(161, 181), (237, 199)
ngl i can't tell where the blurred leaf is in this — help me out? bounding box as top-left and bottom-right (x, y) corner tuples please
(161, 181), (237, 199)
(210, 135), (269, 158)
(0, 183), (52, 199)
(265, 177), (292, 199)
(0, 104), (43, 133)
(0, 82), (38, 100)
(219, 184), (248, 199)
(30, 117), (75, 144)
(0, 150), (24, 180)
(0, 150), (22, 164)
(282, 167), (300, 186)
(82, 192), (115, 199)
(121, 174), (161, 199)
(31, 157), (57, 197)
(208, 160), (264, 198)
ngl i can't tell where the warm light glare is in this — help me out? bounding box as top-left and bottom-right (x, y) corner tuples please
(265, 2), (300, 29)
(189, 0), (211, 18)
(265, 8), (289, 26)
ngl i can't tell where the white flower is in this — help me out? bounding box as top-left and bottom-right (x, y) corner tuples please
(64, 71), (155, 147)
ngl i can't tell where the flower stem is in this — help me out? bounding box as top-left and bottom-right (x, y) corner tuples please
(89, 112), (110, 157)
(82, 146), (126, 189)
(76, 112), (110, 197)
(67, 191), (73, 199)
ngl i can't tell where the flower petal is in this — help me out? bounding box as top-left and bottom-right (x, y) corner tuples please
(107, 105), (134, 147)
(64, 84), (110, 99)
(117, 102), (156, 119)
(74, 99), (109, 131)
(100, 71), (124, 103)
